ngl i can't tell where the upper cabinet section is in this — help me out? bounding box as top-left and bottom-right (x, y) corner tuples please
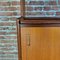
(24, 0), (60, 18)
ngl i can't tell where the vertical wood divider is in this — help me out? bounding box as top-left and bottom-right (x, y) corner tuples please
(16, 19), (21, 60)
(20, 0), (25, 17)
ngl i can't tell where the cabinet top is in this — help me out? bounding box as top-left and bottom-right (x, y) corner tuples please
(18, 17), (60, 27)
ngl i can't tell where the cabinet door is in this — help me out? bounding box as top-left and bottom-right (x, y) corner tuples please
(21, 27), (60, 60)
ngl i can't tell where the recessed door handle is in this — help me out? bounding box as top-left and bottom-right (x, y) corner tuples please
(26, 34), (30, 46)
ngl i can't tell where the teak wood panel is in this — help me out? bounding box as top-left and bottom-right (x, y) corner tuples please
(21, 27), (60, 60)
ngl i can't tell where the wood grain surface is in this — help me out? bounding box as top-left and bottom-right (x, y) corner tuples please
(21, 27), (60, 60)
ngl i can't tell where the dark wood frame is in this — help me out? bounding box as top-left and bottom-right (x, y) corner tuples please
(16, 19), (21, 60)
(17, 17), (60, 27)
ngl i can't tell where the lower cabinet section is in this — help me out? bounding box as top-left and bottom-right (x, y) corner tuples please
(21, 27), (60, 60)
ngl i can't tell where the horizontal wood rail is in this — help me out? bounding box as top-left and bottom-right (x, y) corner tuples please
(17, 17), (60, 27)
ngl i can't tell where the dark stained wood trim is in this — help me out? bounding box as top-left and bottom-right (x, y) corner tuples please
(16, 19), (22, 60)
(17, 17), (60, 20)
(23, 17), (60, 20)
(20, 20), (60, 24)
(20, 0), (25, 17)
(20, 23), (60, 27)
(18, 17), (60, 27)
